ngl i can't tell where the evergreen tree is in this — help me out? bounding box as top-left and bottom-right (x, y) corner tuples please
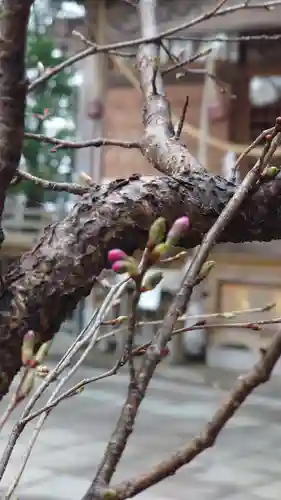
(15, 2), (75, 207)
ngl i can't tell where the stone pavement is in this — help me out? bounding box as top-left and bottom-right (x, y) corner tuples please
(1, 362), (281, 500)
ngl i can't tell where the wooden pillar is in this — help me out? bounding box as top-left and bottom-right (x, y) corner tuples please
(228, 43), (250, 178)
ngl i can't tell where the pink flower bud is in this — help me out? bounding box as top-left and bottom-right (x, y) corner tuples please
(112, 260), (138, 277)
(166, 215), (190, 246)
(149, 242), (170, 264)
(108, 249), (128, 263)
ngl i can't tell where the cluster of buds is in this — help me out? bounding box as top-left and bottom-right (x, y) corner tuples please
(147, 215), (190, 264)
(108, 249), (139, 278)
(107, 215), (190, 296)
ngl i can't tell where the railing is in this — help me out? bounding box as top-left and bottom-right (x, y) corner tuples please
(2, 197), (82, 336)
(3, 198), (55, 235)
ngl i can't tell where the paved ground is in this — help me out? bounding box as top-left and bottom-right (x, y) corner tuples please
(1, 361), (281, 500)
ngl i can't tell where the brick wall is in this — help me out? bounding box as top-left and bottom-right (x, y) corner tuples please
(102, 82), (229, 180)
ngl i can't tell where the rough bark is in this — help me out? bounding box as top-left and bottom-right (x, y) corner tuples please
(0, 172), (281, 398)
(0, 0), (32, 238)
(1, 0), (281, 402)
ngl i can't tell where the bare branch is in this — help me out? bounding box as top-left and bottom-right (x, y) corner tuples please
(0, 278), (129, 484)
(12, 170), (89, 195)
(167, 33), (281, 42)
(27, 1), (281, 92)
(162, 47), (212, 75)
(113, 325), (281, 499)
(1, 171), (281, 402)
(81, 2), (281, 497)
(174, 96), (189, 140)
(233, 127), (275, 181)
(24, 132), (140, 151)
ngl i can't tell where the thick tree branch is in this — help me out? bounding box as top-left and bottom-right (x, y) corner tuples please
(0, 0), (33, 234)
(0, 173), (281, 399)
(0, 0), (280, 408)
(0, 0), (281, 407)
(138, 33), (205, 176)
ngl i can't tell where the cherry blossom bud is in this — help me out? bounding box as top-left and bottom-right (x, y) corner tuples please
(73, 386), (84, 395)
(264, 166), (279, 177)
(140, 271), (163, 292)
(113, 315), (128, 325)
(112, 260), (138, 277)
(166, 216), (190, 246)
(21, 331), (35, 366)
(150, 242), (170, 263)
(35, 341), (52, 364)
(108, 249), (128, 263)
(147, 217), (166, 249)
(196, 260), (215, 284)
(103, 489), (118, 499)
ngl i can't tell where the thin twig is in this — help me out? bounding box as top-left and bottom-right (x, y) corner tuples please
(95, 129), (280, 497)
(125, 289), (140, 387)
(113, 324), (281, 498)
(161, 37), (230, 96)
(162, 48), (212, 75)
(97, 302), (276, 345)
(166, 34), (281, 43)
(27, 1), (281, 92)
(4, 361), (125, 500)
(0, 367), (29, 432)
(0, 278), (129, 484)
(13, 170), (89, 195)
(72, 30), (136, 58)
(173, 316), (281, 335)
(83, 0), (281, 491)
(24, 132), (140, 151)
(175, 97), (189, 140)
(231, 127), (275, 182)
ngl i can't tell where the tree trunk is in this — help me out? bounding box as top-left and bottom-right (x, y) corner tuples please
(0, 0), (33, 235)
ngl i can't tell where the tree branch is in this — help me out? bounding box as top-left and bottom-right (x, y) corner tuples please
(24, 132), (140, 151)
(12, 170), (89, 195)
(27, 1), (281, 92)
(113, 325), (281, 499)
(0, 173), (281, 399)
(0, 0), (33, 237)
